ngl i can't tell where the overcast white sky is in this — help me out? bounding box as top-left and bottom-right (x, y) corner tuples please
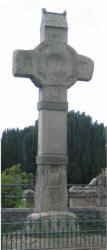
(0, 0), (107, 135)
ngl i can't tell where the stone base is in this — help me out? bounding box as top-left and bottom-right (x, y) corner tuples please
(25, 211), (79, 232)
(24, 211), (80, 249)
(27, 210), (77, 219)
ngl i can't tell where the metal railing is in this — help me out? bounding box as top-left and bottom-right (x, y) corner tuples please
(1, 182), (35, 208)
(1, 214), (106, 249)
(2, 183), (103, 208)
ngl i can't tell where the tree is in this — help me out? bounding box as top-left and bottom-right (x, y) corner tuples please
(1, 164), (34, 208)
(1, 121), (38, 174)
(1, 128), (22, 171)
(22, 121), (38, 175)
(67, 111), (106, 184)
(90, 122), (106, 178)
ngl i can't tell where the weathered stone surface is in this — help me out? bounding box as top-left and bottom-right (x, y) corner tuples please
(37, 101), (68, 111)
(69, 170), (107, 208)
(35, 165), (68, 212)
(26, 211), (78, 232)
(69, 189), (98, 207)
(36, 156), (68, 165)
(13, 9), (94, 213)
(13, 42), (94, 88)
(40, 9), (68, 43)
(13, 10), (93, 88)
(37, 110), (67, 156)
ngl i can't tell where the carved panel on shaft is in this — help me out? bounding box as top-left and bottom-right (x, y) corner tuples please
(36, 155), (68, 165)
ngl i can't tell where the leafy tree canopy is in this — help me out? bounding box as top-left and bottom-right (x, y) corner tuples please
(1, 164), (34, 208)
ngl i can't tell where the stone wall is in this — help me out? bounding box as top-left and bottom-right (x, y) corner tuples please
(69, 189), (99, 207)
(2, 206), (106, 222)
(69, 170), (107, 208)
(1, 208), (34, 222)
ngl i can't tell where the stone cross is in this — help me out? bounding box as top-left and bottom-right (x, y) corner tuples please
(13, 9), (94, 213)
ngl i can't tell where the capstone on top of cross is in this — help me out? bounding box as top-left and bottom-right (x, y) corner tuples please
(40, 8), (68, 43)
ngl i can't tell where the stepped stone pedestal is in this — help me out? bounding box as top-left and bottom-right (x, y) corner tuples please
(13, 9), (94, 219)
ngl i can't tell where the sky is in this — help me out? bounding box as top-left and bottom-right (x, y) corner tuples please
(0, 0), (107, 136)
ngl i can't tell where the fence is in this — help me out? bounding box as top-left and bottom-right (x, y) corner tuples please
(1, 183), (103, 208)
(1, 213), (107, 249)
(1, 182), (35, 208)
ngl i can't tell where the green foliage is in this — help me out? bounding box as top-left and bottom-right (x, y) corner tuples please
(15, 200), (25, 208)
(4, 163), (22, 175)
(1, 164), (22, 207)
(1, 164), (34, 208)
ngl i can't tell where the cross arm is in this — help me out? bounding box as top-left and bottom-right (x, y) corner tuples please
(76, 54), (94, 82)
(13, 50), (34, 79)
(13, 49), (42, 87)
(65, 45), (94, 89)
